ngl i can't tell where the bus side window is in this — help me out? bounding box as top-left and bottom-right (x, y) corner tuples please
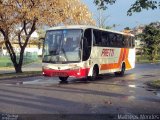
(101, 36), (106, 46)
(113, 34), (118, 47)
(124, 35), (129, 48)
(109, 33), (116, 47)
(83, 28), (92, 61)
(93, 29), (101, 46)
(122, 36), (125, 47)
(93, 33), (96, 45)
(102, 31), (109, 47)
(117, 34), (123, 47)
(84, 28), (92, 47)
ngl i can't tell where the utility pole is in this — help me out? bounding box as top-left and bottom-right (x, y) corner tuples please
(99, 9), (102, 28)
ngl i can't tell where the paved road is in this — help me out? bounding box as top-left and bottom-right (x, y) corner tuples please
(0, 63), (160, 120)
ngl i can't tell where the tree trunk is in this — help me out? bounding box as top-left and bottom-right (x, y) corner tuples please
(15, 48), (25, 73)
(3, 35), (23, 73)
(14, 64), (22, 73)
(3, 34), (23, 73)
(13, 53), (24, 73)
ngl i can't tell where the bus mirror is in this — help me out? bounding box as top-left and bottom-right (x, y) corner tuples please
(38, 38), (44, 49)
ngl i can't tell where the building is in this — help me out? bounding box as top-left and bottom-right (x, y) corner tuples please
(131, 26), (145, 54)
(0, 31), (42, 56)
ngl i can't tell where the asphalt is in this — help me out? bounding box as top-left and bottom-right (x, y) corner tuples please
(0, 63), (159, 120)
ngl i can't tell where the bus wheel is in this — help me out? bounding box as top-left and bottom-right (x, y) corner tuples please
(59, 76), (68, 82)
(115, 63), (125, 76)
(88, 65), (99, 81)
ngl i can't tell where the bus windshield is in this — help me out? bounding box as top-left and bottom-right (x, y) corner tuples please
(42, 29), (82, 63)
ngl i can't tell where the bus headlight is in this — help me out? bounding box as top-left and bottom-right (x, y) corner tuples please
(42, 66), (51, 70)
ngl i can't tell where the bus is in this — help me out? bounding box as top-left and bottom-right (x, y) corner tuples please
(42, 25), (135, 81)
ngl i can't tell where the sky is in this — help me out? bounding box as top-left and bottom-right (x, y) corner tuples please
(82, 0), (160, 31)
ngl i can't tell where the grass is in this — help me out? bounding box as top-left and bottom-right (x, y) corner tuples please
(147, 80), (160, 89)
(136, 55), (160, 63)
(0, 56), (13, 67)
(0, 71), (42, 80)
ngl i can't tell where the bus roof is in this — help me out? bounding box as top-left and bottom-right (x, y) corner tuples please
(47, 25), (134, 36)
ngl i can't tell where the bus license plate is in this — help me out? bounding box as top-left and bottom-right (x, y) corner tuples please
(52, 72), (68, 77)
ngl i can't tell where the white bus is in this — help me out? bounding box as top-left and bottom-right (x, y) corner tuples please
(42, 25), (135, 81)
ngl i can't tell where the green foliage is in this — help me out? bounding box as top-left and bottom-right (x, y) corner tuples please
(94, 0), (116, 9)
(127, 0), (159, 16)
(94, 0), (160, 15)
(139, 23), (160, 62)
(136, 55), (160, 63)
(124, 27), (131, 30)
(104, 24), (119, 29)
(105, 26), (112, 29)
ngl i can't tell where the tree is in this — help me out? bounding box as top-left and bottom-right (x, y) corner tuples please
(94, 0), (160, 15)
(0, 0), (95, 73)
(139, 23), (160, 62)
(124, 27), (131, 30)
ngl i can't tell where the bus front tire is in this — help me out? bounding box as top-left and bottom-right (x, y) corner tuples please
(115, 63), (125, 76)
(88, 65), (99, 81)
(59, 76), (68, 82)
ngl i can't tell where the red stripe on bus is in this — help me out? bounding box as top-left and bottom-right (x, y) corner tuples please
(43, 68), (90, 78)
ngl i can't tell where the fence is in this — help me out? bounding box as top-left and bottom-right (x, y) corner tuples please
(0, 52), (39, 67)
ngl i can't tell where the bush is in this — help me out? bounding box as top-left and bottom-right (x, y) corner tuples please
(136, 51), (142, 55)
(23, 52), (38, 65)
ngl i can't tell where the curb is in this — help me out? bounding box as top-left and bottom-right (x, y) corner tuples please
(0, 74), (42, 80)
(0, 61), (42, 71)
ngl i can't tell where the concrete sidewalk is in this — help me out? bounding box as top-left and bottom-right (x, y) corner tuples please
(0, 62), (42, 74)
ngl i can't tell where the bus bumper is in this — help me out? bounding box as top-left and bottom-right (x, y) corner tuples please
(42, 68), (90, 78)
